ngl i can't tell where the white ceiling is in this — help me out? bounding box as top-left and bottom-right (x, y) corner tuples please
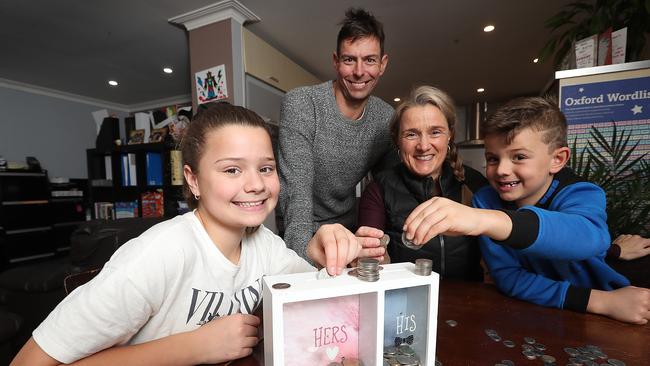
(0, 0), (580, 109)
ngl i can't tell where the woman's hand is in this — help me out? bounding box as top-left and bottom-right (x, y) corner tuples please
(354, 226), (387, 263)
(307, 224), (361, 275)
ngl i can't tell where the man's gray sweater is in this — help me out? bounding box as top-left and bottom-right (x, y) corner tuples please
(278, 80), (396, 258)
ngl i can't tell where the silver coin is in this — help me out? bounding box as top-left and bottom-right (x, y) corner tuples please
(585, 344), (601, 352)
(384, 346), (398, 356)
(401, 232), (423, 250)
(445, 319), (458, 327)
(398, 344), (415, 356)
(522, 344), (534, 352)
(271, 282), (290, 289)
(534, 343), (547, 351)
(503, 340), (515, 348)
(485, 329), (498, 336)
(583, 361), (598, 366)
(593, 351), (607, 359)
(490, 334), (502, 342)
(607, 360), (626, 366)
(577, 347), (589, 354)
(380, 234), (390, 247)
(524, 336), (536, 344)
(522, 350), (536, 360)
(541, 355), (556, 363)
(395, 354), (418, 365)
(501, 360), (515, 366)
(565, 348), (580, 357)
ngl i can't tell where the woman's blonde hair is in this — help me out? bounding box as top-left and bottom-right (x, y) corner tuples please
(389, 85), (465, 181)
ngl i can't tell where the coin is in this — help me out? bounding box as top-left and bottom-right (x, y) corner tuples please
(524, 337), (536, 344)
(565, 348), (580, 357)
(503, 340), (515, 348)
(522, 344), (534, 352)
(398, 344), (415, 356)
(401, 232), (423, 250)
(607, 360), (626, 366)
(541, 355), (556, 363)
(501, 360), (515, 366)
(380, 234), (390, 247)
(271, 282), (290, 289)
(490, 334), (502, 342)
(485, 329), (498, 336)
(522, 350), (536, 360)
(445, 319), (458, 327)
(534, 343), (547, 351)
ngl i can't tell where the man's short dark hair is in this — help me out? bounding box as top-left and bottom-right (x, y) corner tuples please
(483, 96), (568, 151)
(337, 8), (385, 56)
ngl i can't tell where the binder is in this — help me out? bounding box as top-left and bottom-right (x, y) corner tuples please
(121, 154), (129, 186)
(170, 150), (184, 186)
(146, 152), (163, 186)
(104, 155), (112, 181)
(128, 153), (137, 186)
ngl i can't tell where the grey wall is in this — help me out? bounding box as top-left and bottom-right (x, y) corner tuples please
(0, 86), (127, 179)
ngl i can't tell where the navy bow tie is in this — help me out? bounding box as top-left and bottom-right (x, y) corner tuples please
(395, 334), (414, 346)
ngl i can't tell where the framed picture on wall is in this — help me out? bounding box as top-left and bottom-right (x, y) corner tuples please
(149, 127), (168, 143)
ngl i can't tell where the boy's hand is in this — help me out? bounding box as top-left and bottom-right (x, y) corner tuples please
(588, 287), (650, 325)
(355, 226), (386, 263)
(307, 224), (361, 275)
(402, 197), (484, 245)
(191, 313), (260, 364)
(613, 234), (650, 261)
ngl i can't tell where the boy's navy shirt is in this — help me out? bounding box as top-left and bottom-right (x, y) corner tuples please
(473, 167), (630, 312)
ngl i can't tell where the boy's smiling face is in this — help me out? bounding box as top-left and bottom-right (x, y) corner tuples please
(484, 127), (569, 207)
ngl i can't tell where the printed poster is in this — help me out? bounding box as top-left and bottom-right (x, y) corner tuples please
(195, 64), (228, 105)
(560, 76), (650, 160)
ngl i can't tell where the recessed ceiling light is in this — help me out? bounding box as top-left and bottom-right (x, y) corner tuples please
(533, 58), (539, 63)
(483, 25), (495, 32)
(108, 80), (118, 86)
(394, 97), (401, 102)
(477, 88), (485, 93)
(163, 67), (173, 74)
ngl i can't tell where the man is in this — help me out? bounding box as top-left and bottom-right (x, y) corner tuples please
(278, 8), (397, 259)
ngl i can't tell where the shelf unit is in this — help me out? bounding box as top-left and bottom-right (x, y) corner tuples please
(86, 142), (184, 219)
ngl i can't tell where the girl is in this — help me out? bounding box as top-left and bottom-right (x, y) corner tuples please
(12, 102), (365, 366)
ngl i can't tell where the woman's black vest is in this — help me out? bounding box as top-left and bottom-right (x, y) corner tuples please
(374, 162), (487, 280)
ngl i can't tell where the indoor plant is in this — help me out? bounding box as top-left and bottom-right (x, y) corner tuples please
(541, 0), (650, 66)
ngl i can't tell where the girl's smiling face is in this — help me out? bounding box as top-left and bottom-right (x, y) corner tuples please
(188, 125), (279, 232)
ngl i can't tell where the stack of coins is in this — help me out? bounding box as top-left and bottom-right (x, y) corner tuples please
(357, 258), (380, 282)
(414, 259), (433, 276)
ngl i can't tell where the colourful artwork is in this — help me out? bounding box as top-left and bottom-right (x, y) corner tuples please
(195, 64), (228, 105)
(282, 295), (360, 366)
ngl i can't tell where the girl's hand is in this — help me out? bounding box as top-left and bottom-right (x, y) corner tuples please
(191, 313), (260, 364)
(307, 224), (361, 275)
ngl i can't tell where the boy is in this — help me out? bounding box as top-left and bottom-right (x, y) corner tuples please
(401, 97), (650, 324)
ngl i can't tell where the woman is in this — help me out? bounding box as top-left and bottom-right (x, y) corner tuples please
(359, 85), (487, 280)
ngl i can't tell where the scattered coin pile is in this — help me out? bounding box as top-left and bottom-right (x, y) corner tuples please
(356, 258), (380, 282)
(483, 328), (628, 366)
(383, 344), (421, 365)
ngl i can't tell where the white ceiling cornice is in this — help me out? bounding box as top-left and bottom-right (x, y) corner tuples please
(168, 0), (260, 30)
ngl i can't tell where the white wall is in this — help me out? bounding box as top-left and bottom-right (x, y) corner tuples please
(0, 83), (128, 179)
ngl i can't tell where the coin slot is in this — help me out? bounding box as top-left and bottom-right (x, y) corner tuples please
(272, 282), (291, 289)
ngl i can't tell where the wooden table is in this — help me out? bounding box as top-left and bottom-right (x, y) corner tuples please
(220, 281), (650, 365)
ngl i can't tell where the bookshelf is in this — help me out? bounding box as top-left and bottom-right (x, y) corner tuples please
(86, 142), (185, 220)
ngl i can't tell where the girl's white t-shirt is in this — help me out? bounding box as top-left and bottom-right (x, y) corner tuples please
(33, 211), (314, 363)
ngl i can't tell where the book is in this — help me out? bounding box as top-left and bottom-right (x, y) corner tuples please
(128, 153), (137, 186)
(141, 190), (164, 217)
(170, 150), (184, 186)
(575, 34), (597, 69)
(94, 201), (114, 220)
(104, 155), (112, 181)
(146, 152), (163, 186)
(115, 201), (138, 219)
(120, 154), (129, 186)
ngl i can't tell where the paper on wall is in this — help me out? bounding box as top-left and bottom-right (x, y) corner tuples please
(612, 27), (627, 64)
(91, 109), (110, 134)
(135, 112), (152, 143)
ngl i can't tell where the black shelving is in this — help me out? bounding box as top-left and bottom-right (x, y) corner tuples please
(86, 142), (184, 219)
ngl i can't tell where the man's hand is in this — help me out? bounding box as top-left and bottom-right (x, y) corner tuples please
(613, 234), (650, 261)
(307, 224), (361, 275)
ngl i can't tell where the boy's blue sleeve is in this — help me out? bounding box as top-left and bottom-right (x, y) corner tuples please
(516, 183), (611, 260)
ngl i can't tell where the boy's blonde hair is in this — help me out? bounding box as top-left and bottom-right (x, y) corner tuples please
(483, 96), (568, 151)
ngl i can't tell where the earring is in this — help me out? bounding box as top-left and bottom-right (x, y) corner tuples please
(194, 193), (200, 201)
(447, 145), (451, 152)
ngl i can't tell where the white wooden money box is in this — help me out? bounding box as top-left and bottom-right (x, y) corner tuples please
(262, 262), (439, 366)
